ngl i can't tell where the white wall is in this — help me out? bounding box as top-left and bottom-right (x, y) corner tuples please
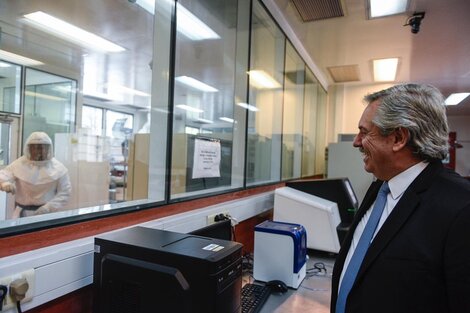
(329, 84), (394, 140)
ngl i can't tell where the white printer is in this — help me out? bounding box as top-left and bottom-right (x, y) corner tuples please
(274, 187), (342, 253)
(253, 220), (307, 289)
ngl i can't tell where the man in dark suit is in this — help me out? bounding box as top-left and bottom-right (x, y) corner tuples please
(331, 84), (470, 313)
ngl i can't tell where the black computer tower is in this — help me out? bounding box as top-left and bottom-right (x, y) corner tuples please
(93, 226), (243, 313)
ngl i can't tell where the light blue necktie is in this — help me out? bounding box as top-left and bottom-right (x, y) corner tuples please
(336, 182), (390, 313)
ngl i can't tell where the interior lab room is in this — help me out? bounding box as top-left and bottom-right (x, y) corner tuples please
(0, 0), (469, 312)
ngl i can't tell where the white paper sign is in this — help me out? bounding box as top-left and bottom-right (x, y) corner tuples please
(192, 139), (221, 179)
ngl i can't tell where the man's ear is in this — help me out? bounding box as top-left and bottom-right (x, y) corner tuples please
(392, 127), (409, 152)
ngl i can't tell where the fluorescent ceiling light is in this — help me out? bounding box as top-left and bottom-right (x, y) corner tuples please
(248, 70), (282, 89)
(0, 62), (11, 68)
(236, 102), (259, 112)
(176, 104), (204, 113)
(445, 93), (470, 105)
(175, 76), (218, 92)
(196, 118), (214, 124)
(83, 91), (123, 102)
(107, 83), (150, 97)
(135, 1), (219, 41)
(369, 0), (408, 18)
(176, 4), (220, 40)
(220, 117), (234, 123)
(135, 0), (155, 14)
(23, 11), (125, 52)
(0, 50), (44, 66)
(25, 90), (66, 101)
(373, 58), (399, 82)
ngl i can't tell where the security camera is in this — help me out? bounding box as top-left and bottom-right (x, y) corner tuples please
(405, 12), (425, 34)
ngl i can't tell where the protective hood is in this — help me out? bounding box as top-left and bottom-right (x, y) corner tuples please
(24, 132), (53, 161)
(7, 132), (68, 185)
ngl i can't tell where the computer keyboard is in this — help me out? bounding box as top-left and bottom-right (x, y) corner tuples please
(241, 283), (271, 313)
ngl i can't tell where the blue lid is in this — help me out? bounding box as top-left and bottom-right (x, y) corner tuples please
(255, 220), (307, 273)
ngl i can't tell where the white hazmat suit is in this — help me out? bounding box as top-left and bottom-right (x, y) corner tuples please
(0, 132), (71, 218)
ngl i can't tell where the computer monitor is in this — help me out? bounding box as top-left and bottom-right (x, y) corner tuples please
(189, 219), (232, 241)
(286, 178), (359, 225)
(274, 187), (342, 253)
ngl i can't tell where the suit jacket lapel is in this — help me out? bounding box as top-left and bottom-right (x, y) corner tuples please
(355, 161), (443, 282)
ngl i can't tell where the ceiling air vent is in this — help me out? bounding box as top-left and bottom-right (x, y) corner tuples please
(327, 65), (360, 83)
(291, 0), (345, 22)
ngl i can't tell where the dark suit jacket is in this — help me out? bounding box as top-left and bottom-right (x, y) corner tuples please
(331, 161), (470, 313)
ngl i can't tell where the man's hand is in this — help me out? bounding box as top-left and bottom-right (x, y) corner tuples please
(0, 182), (16, 195)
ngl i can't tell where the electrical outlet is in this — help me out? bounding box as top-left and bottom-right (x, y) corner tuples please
(207, 211), (230, 225)
(0, 269), (35, 311)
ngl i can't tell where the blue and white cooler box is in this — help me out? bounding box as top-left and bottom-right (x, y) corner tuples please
(253, 220), (307, 289)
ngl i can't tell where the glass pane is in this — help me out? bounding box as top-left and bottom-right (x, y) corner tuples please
(170, 0), (245, 199)
(282, 41), (304, 180)
(246, 1), (285, 186)
(0, 122), (11, 165)
(302, 67), (318, 177)
(0, 60), (21, 114)
(315, 86), (328, 175)
(0, 0), (159, 222)
(82, 106), (103, 136)
(23, 68), (77, 144)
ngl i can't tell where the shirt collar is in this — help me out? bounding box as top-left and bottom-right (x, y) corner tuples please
(388, 161), (428, 200)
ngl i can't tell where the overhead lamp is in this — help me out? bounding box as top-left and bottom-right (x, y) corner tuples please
(445, 93), (470, 106)
(0, 50), (43, 66)
(236, 102), (259, 112)
(23, 11), (125, 52)
(25, 90), (66, 101)
(247, 70), (282, 89)
(0, 62), (11, 68)
(196, 118), (214, 124)
(175, 104), (204, 113)
(83, 91), (123, 102)
(107, 83), (151, 97)
(176, 4), (220, 40)
(219, 117), (234, 123)
(373, 58), (399, 82)
(175, 76), (218, 92)
(368, 0), (408, 18)
(134, 0), (220, 41)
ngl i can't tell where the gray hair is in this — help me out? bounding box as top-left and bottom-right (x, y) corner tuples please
(364, 84), (449, 161)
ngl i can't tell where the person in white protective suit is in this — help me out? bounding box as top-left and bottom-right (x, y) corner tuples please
(0, 132), (71, 218)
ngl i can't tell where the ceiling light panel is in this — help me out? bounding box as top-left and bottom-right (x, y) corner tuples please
(236, 102), (259, 112)
(369, 0), (408, 18)
(23, 11), (125, 52)
(0, 49), (44, 66)
(175, 76), (218, 92)
(248, 70), (282, 89)
(445, 93), (470, 106)
(176, 104), (204, 113)
(373, 58), (399, 82)
(134, 1), (219, 41)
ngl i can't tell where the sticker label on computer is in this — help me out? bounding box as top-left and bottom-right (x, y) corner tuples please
(203, 244), (224, 251)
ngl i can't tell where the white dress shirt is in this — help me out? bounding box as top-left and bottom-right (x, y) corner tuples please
(338, 161), (429, 289)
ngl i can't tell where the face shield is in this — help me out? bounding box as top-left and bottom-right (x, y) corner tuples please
(24, 132), (53, 161)
(28, 144), (50, 161)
